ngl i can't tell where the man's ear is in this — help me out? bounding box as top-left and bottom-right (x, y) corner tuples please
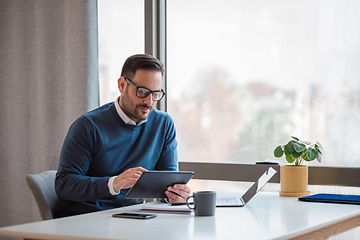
(118, 76), (126, 94)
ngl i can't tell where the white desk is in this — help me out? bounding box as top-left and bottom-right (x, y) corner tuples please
(0, 192), (359, 240)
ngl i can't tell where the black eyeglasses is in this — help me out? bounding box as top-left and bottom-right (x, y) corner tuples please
(124, 77), (166, 101)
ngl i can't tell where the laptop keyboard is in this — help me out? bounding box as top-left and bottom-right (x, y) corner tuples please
(216, 197), (243, 207)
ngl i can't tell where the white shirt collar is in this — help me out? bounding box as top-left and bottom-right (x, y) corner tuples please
(114, 97), (147, 126)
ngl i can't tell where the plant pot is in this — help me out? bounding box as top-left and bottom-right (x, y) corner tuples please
(279, 165), (310, 197)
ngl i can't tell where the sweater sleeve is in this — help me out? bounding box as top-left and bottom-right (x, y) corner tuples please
(155, 114), (178, 171)
(55, 116), (111, 201)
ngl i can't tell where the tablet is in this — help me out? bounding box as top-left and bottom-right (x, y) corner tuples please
(126, 171), (194, 199)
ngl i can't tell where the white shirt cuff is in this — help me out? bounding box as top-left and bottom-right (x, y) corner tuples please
(108, 176), (120, 195)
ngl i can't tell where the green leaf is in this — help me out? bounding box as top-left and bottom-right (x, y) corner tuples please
(302, 152), (308, 161)
(293, 142), (306, 153)
(315, 147), (322, 154)
(316, 153), (322, 163)
(284, 141), (295, 155)
(305, 148), (316, 161)
(285, 154), (295, 163)
(291, 136), (299, 141)
(315, 144), (323, 154)
(292, 151), (302, 158)
(300, 140), (312, 145)
(274, 146), (284, 158)
(279, 137), (323, 165)
(313, 148), (321, 156)
(315, 142), (324, 151)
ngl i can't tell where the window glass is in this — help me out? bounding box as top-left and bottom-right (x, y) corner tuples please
(98, 0), (144, 104)
(167, 0), (360, 167)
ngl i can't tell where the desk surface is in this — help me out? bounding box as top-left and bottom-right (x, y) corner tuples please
(0, 192), (359, 240)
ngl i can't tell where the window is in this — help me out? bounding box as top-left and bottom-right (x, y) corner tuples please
(98, 0), (144, 104)
(167, 0), (360, 167)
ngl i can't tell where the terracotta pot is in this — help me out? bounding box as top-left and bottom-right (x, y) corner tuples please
(280, 165), (310, 197)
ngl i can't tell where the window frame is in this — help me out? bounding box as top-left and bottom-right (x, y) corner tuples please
(144, 0), (360, 187)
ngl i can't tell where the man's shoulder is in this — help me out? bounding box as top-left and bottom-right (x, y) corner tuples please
(147, 109), (176, 134)
(84, 102), (114, 118)
(79, 102), (115, 124)
(150, 109), (174, 123)
(71, 102), (115, 129)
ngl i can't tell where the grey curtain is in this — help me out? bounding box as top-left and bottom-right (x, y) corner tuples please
(0, 0), (98, 226)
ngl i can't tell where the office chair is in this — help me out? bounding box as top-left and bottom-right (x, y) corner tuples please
(26, 170), (58, 220)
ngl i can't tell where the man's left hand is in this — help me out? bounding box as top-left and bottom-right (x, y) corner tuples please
(165, 184), (191, 204)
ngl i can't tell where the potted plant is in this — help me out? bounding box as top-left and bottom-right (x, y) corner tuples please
(274, 136), (323, 197)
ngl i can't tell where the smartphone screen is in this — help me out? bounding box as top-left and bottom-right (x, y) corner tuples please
(112, 212), (157, 219)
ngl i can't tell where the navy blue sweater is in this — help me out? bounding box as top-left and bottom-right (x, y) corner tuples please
(54, 102), (178, 217)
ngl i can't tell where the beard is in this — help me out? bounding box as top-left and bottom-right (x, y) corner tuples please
(120, 89), (153, 123)
(134, 103), (153, 120)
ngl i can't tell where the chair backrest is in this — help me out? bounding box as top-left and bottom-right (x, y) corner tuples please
(26, 170), (58, 220)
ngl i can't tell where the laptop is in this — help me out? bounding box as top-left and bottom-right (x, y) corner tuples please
(216, 167), (277, 207)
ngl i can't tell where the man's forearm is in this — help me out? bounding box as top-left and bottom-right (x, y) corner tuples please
(55, 173), (111, 201)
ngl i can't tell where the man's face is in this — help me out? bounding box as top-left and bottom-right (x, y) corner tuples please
(118, 69), (163, 123)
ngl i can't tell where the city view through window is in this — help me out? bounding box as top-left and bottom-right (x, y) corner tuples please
(167, 0), (360, 167)
(99, 0), (360, 167)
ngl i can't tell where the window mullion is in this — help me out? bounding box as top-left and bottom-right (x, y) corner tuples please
(144, 0), (166, 111)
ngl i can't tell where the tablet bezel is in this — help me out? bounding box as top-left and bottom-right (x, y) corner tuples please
(125, 171), (194, 199)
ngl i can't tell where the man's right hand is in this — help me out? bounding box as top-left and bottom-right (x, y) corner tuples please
(113, 167), (147, 192)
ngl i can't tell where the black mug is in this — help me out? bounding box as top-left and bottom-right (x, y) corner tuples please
(186, 191), (216, 216)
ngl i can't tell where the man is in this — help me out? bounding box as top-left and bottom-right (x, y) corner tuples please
(54, 54), (191, 218)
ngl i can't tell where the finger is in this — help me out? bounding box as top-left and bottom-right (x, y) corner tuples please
(132, 171), (143, 177)
(134, 166), (148, 172)
(136, 170), (146, 176)
(131, 175), (142, 180)
(168, 186), (190, 198)
(167, 187), (188, 201)
(165, 190), (185, 203)
(167, 187), (186, 198)
(172, 184), (191, 194)
(121, 173), (136, 180)
(123, 172), (142, 181)
(126, 169), (146, 177)
(126, 169), (144, 177)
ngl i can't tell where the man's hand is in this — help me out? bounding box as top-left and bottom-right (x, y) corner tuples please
(113, 167), (147, 192)
(165, 184), (191, 204)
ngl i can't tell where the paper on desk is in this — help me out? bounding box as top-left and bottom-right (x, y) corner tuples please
(141, 202), (192, 213)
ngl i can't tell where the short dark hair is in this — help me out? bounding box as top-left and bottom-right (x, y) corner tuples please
(121, 54), (164, 79)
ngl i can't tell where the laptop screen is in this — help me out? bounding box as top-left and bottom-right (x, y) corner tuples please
(241, 167), (277, 204)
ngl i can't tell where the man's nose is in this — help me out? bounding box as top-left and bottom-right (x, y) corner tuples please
(143, 93), (154, 105)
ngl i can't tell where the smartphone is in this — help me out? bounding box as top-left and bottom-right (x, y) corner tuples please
(112, 212), (157, 219)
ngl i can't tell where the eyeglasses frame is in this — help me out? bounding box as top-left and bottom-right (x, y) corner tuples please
(124, 77), (166, 101)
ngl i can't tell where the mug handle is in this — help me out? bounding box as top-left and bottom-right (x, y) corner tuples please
(186, 195), (195, 210)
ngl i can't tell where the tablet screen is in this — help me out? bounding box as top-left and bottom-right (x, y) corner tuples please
(125, 171), (194, 199)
